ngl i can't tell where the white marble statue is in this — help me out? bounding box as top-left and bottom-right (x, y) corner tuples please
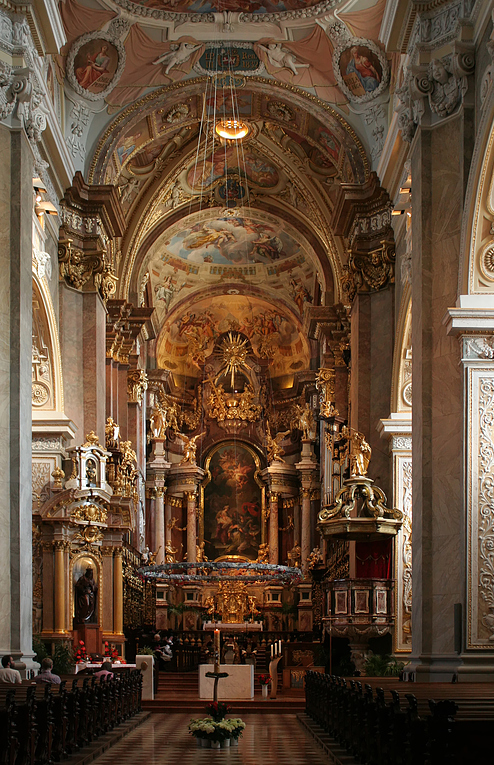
(153, 42), (202, 76)
(257, 43), (310, 76)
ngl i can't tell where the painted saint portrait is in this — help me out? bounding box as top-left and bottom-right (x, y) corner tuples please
(340, 45), (382, 98)
(203, 443), (262, 562)
(74, 39), (119, 94)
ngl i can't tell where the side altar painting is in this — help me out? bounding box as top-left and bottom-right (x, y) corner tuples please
(203, 443), (262, 562)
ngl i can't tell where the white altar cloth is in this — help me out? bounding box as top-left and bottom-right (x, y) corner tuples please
(199, 664), (254, 700)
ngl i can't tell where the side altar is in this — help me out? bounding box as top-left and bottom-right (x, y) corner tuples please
(199, 664), (254, 700)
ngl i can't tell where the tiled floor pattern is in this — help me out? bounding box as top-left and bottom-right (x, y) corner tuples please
(91, 713), (331, 765)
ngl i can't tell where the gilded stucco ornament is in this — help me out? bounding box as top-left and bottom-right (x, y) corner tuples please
(179, 431), (205, 465)
(265, 421), (289, 464)
(315, 367), (338, 418)
(127, 369), (148, 403)
(58, 239), (105, 291)
(348, 238), (395, 295)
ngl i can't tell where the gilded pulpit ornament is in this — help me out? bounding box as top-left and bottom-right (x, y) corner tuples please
(179, 431), (205, 465)
(265, 421), (289, 463)
(83, 431), (100, 447)
(315, 368), (339, 418)
(51, 466), (65, 489)
(318, 428), (402, 542)
(341, 426), (371, 477)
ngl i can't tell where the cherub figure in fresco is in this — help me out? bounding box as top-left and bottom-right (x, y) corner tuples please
(257, 42), (310, 76)
(153, 42), (202, 76)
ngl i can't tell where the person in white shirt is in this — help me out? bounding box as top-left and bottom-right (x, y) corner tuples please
(0, 655), (22, 684)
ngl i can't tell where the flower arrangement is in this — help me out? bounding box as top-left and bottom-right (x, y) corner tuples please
(188, 717), (246, 742)
(75, 640), (89, 664)
(258, 674), (271, 686)
(205, 701), (230, 721)
(104, 641), (120, 661)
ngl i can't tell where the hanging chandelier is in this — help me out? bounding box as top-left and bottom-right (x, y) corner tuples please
(214, 118), (250, 141)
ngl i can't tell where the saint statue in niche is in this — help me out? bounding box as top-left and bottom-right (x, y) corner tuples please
(74, 567), (98, 624)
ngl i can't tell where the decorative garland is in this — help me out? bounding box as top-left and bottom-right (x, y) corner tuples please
(138, 561), (303, 584)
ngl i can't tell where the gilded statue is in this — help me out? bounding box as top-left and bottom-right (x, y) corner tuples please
(105, 417), (120, 449)
(293, 402), (315, 440)
(341, 426), (372, 477)
(150, 403), (166, 439)
(165, 541), (178, 563)
(307, 547), (323, 569)
(179, 431), (205, 465)
(287, 541), (301, 568)
(265, 421), (289, 463)
(256, 542), (269, 563)
(196, 541), (208, 562)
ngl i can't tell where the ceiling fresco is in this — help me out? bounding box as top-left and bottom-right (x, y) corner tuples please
(118, 0), (323, 12)
(156, 293), (310, 379)
(142, 207), (320, 329)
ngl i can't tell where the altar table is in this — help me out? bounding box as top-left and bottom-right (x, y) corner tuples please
(199, 664), (254, 700)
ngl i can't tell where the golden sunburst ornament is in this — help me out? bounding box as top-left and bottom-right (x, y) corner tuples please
(220, 332), (251, 388)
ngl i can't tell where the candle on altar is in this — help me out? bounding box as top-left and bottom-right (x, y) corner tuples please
(278, 640), (282, 654)
(214, 629), (220, 673)
(271, 644), (274, 658)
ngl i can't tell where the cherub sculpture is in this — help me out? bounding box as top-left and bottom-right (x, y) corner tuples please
(257, 42), (310, 76)
(153, 42), (202, 76)
(179, 431), (206, 465)
(265, 421), (289, 463)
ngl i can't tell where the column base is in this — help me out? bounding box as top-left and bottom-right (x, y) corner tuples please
(456, 653), (494, 682)
(11, 651), (40, 678)
(403, 653), (461, 682)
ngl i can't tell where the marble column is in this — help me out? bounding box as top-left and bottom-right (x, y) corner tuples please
(378, 416), (412, 654)
(186, 491), (198, 563)
(113, 548), (124, 636)
(300, 488), (311, 571)
(155, 489), (165, 565)
(0, 126), (36, 669)
(268, 492), (279, 564)
(408, 113), (467, 680)
(165, 496), (172, 550)
(53, 542), (67, 634)
(101, 547), (114, 636)
(146, 491), (156, 552)
(83, 292), (106, 444)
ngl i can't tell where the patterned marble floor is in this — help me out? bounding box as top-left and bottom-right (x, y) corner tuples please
(92, 713), (331, 765)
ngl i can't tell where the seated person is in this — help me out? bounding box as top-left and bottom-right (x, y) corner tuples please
(0, 655), (22, 683)
(35, 657), (61, 684)
(94, 661), (114, 680)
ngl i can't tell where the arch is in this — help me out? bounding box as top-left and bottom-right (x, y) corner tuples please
(390, 283), (412, 414)
(32, 272), (65, 414)
(459, 80), (494, 296)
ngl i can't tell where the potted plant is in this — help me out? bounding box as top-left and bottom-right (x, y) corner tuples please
(205, 701), (230, 721)
(258, 673), (271, 699)
(53, 642), (75, 675)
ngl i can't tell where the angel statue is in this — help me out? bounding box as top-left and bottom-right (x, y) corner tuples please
(293, 402), (315, 440)
(153, 42), (202, 76)
(341, 426), (371, 477)
(257, 42), (310, 76)
(150, 402), (166, 439)
(265, 420), (289, 463)
(179, 431), (206, 465)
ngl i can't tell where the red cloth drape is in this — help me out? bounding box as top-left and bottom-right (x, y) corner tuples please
(355, 539), (392, 579)
(339, 0), (386, 43)
(254, 26), (347, 106)
(59, 0), (116, 53)
(107, 25), (204, 107)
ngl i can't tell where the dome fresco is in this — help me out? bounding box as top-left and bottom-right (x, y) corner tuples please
(115, 0), (323, 14)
